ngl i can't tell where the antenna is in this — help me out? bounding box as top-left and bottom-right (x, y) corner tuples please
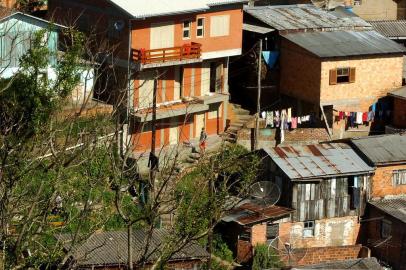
(268, 233), (309, 266)
(249, 181), (281, 206)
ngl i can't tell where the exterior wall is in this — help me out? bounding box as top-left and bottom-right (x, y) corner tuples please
(352, 0), (398, 21)
(365, 206), (406, 270)
(251, 223), (267, 246)
(291, 245), (362, 266)
(0, 0), (16, 8)
(370, 164), (406, 199)
(393, 97), (406, 128)
(130, 8), (243, 56)
(320, 55), (403, 112)
(280, 39), (322, 105)
(279, 216), (360, 249)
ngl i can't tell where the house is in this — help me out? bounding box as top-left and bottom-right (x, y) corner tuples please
(58, 229), (209, 269)
(49, 0), (246, 152)
(386, 87), (406, 133)
(252, 143), (375, 265)
(369, 20), (406, 42)
(351, 0), (406, 21)
(279, 30), (405, 138)
(363, 197), (406, 270)
(217, 198), (294, 263)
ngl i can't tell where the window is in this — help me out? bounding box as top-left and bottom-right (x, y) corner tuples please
(266, 223), (279, 240)
(239, 227), (250, 241)
(197, 18), (205, 38)
(210, 15), (230, 37)
(381, 219), (392, 238)
(329, 67), (356, 85)
(354, 0), (362, 5)
(303, 220), (315, 237)
(393, 170), (406, 186)
(183, 20), (191, 39)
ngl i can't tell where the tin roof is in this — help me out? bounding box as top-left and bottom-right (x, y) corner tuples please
(58, 229), (209, 267)
(389, 86), (406, 100)
(292, 257), (382, 270)
(282, 30), (406, 58)
(369, 20), (406, 39)
(369, 197), (406, 223)
(109, 0), (247, 19)
(222, 199), (294, 225)
(243, 23), (274, 34)
(351, 134), (406, 166)
(263, 143), (374, 180)
(244, 4), (371, 31)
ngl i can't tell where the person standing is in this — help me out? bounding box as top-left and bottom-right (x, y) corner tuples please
(199, 127), (208, 155)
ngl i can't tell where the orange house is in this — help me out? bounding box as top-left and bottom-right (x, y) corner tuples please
(49, 0), (246, 152)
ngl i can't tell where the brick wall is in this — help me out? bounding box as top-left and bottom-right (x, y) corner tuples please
(370, 164), (406, 199)
(393, 97), (406, 128)
(251, 223), (267, 246)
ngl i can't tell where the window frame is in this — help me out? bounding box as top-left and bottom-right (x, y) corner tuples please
(196, 17), (205, 38)
(210, 15), (230, 37)
(329, 67), (356, 85)
(182, 20), (191, 40)
(336, 67), (350, 83)
(392, 169), (406, 186)
(303, 220), (315, 238)
(381, 219), (392, 239)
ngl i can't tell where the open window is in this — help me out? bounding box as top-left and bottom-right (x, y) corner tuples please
(329, 67), (356, 85)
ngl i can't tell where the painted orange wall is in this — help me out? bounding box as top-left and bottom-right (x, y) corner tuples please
(130, 8), (243, 53)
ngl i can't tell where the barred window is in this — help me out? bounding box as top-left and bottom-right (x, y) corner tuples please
(392, 170), (406, 186)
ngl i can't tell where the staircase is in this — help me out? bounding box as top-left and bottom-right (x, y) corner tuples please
(223, 103), (254, 143)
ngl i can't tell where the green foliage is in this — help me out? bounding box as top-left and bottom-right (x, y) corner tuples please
(213, 234), (233, 262)
(252, 244), (284, 270)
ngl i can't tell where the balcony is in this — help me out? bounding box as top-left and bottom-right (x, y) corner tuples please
(132, 42), (202, 69)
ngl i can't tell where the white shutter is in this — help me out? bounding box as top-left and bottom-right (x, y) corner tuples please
(210, 15), (230, 37)
(201, 62), (211, 96)
(150, 21), (174, 49)
(137, 72), (154, 109)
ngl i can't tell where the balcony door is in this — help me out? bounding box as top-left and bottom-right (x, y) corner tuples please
(150, 21), (174, 50)
(138, 71), (154, 109)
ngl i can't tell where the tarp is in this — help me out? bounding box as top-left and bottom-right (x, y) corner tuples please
(262, 51), (279, 68)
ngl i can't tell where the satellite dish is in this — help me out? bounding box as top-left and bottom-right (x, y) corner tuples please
(249, 181), (280, 206)
(114, 20), (125, 31)
(268, 233), (309, 266)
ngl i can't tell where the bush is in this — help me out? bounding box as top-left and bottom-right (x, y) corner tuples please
(252, 244), (283, 270)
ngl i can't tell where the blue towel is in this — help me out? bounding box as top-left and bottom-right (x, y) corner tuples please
(262, 51), (279, 68)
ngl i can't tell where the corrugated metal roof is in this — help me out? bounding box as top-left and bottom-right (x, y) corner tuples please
(243, 23), (274, 34)
(389, 86), (406, 100)
(369, 20), (406, 39)
(109, 0), (247, 19)
(244, 4), (371, 31)
(222, 199), (294, 225)
(351, 134), (406, 166)
(292, 257), (382, 270)
(282, 30), (406, 58)
(369, 197), (406, 223)
(58, 229), (209, 267)
(263, 143), (374, 180)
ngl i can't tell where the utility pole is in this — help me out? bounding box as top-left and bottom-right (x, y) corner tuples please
(254, 39), (262, 151)
(150, 73), (158, 194)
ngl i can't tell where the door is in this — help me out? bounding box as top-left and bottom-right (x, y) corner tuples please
(174, 66), (182, 101)
(137, 72), (154, 109)
(195, 112), (205, 137)
(169, 124), (179, 145)
(201, 62), (211, 96)
(150, 22), (174, 49)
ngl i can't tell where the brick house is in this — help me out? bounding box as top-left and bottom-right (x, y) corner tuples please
(279, 30), (405, 139)
(253, 143), (375, 265)
(49, 0), (246, 152)
(58, 229), (209, 270)
(387, 87), (406, 133)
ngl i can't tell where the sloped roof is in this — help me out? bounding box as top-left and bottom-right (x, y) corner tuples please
(58, 229), (209, 267)
(244, 4), (371, 31)
(369, 20), (406, 39)
(369, 197), (406, 223)
(389, 86), (406, 100)
(292, 257), (382, 270)
(109, 0), (247, 19)
(0, 6), (66, 28)
(263, 143), (374, 180)
(282, 30), (406, 58)
(351, 134), (406, 166)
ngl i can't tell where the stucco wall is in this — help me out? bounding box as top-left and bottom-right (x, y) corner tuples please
(352, 0), (398, 21)
(370, 164), (406, 199)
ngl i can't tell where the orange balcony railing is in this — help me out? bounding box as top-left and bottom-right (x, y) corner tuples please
(132, 42), (202, 65)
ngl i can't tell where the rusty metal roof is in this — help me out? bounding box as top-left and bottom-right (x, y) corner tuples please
(263, 143), (374, 180)
(222, 199), (294, 225)
(369, 197), (406, 223)
(58, 229), (209, 267)
(244, 4), (371, 31)
(351, 134), (406, 166)
(282, 30), (406, 58)
(369, 20), (406, 39)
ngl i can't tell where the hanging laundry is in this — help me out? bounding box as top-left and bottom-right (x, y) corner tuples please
(266, 111), (274, 127)
(339, 111), (345, 120)
(356, 112), (363, 125)
(274, 111), (280, 128)
(362, 112), (368, 122)
(261, 111), (266, 119)
(262, 51), (280, 69)
(287, 108), (292, 123)
(291, 117), (298, 129)
(297, 117), (302, 124)
(349, 112), (356, 128)
(367, 110), (375, 122)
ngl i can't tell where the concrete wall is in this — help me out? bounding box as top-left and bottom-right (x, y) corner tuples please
(393, 97), (406, 128)
(352, 0), (398, 21)
(370, 164), (406, 199)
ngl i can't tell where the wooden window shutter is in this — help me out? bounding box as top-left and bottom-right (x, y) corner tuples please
(349, 67), (356, 83)
(329, 69), (337, 85)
